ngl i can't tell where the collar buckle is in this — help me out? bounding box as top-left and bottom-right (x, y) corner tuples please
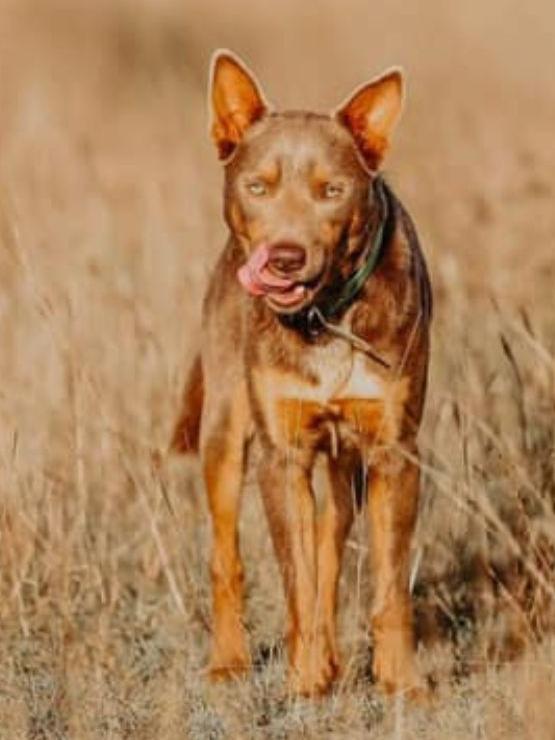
(306, 306), (324, 337)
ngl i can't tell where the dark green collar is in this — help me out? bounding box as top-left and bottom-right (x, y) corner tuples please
(281, 179), (390, 346)
(316, 179), (389, 321)
(303, 180), (391, 367)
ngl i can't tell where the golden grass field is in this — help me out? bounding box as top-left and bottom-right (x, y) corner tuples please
(0, 0), (554, 737)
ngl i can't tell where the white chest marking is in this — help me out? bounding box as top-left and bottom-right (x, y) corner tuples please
(254, 344), (388, 448)
(335, 351), (385, 400)
(300, 338), (352, 402)
(292, 342), (385, 404)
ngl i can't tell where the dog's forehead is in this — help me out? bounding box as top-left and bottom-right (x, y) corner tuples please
(236, 112), (362, 173)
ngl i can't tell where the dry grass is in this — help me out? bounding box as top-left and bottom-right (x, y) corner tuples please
(0, 0), (554, 737)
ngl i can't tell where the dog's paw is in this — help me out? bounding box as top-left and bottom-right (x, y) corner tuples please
(209, 640), (251, 682)
(208, 655), (251, 683)
(287, 650), (340, 698)
(372, 644), (430, 704)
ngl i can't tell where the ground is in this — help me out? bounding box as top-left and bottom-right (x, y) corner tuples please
(0, 1), (554, 737)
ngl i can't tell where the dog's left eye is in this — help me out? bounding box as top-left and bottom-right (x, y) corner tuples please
(322, 182), (344, 199)
(246, 181), (268, 197)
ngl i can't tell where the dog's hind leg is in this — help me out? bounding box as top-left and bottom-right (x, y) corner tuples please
(170, 354), (203, 454)
(201, 380), (251, 680)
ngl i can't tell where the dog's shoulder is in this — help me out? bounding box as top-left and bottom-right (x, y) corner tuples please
(203, 238), (244, 311)
(201, 238), (249, 365)
(389, 185), (433, 323)
(385, 184), (432, 321)
(355, 183), (431, 335)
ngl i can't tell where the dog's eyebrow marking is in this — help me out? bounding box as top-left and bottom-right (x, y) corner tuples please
(310, 163), (335, 183)
(243, 157), (281, 184)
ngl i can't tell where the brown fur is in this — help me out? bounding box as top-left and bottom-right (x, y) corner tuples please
(170, 354), (203, 454)
(171, 50), (432, 699)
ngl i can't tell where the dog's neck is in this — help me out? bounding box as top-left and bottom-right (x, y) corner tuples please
(279, 177), (393, 340)
(327, 177), (390, 315)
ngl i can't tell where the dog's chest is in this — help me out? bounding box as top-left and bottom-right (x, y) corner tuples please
(299, 338), (385, 403)
(253, 335), (393, 451)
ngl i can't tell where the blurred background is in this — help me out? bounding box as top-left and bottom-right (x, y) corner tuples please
(0, 0), (554, 736)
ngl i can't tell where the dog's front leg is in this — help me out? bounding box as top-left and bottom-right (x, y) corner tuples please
(201, 384), (251, 680)
(315, 456), (357, 677)
(258, 448), (337, 696)
(367, 440), (427, 700)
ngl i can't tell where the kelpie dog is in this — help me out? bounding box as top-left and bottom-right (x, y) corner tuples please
(171, 50), (432, 699)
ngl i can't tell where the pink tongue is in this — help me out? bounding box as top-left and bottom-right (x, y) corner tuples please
(237, 243), (297, 297)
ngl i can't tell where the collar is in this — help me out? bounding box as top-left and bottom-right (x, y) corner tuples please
(315, 177), (389, 322)
(281, 178), (390, 341)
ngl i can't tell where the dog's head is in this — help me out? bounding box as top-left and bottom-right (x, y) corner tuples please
(209, 50), (404, 314)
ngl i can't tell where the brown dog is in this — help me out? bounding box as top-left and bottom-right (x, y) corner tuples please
(171, 50), (432, 699)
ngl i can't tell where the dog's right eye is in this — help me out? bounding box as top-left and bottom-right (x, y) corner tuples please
(322, 182), (345, 199)
(246, 180), (268, 197)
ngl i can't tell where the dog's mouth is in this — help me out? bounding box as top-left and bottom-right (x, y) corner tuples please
(237, 244), (324, 313)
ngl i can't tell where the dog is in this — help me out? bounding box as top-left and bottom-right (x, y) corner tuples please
(171, 50), (432, 699)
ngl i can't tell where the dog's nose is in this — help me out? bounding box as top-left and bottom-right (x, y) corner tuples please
(267, 243), (307, 275)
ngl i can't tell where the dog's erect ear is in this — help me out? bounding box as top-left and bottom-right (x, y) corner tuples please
(209, 50), (269, 161)
(334, 68), (404, 171)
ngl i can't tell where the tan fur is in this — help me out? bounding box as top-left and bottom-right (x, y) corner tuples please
(172, 51), (432, 699)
